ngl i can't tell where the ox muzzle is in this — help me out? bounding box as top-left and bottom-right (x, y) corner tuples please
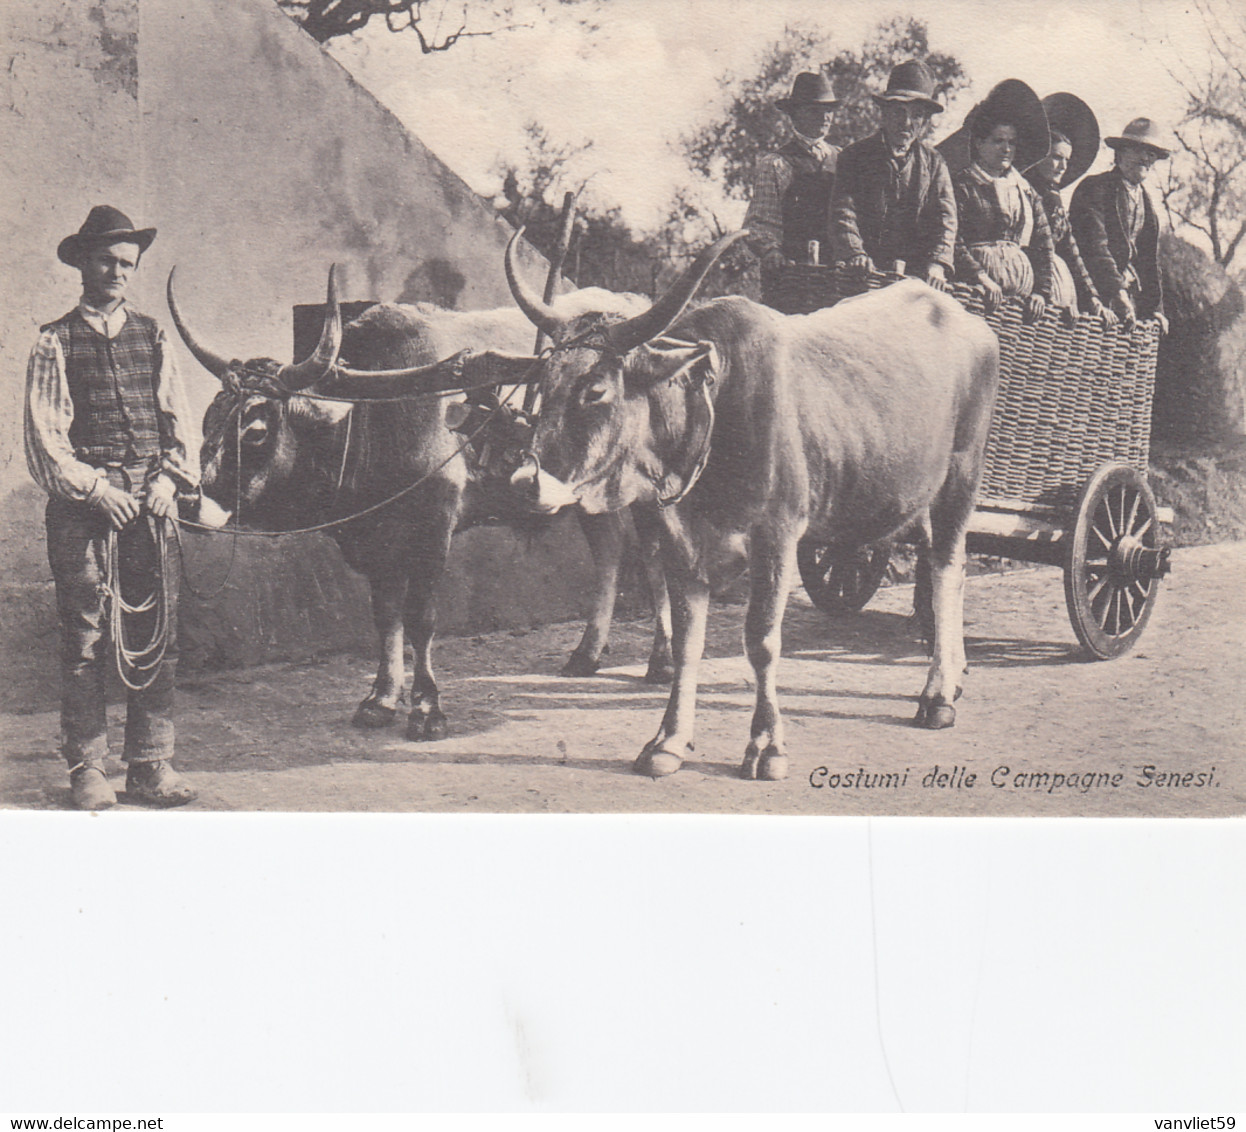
(509, 454), (580, 515)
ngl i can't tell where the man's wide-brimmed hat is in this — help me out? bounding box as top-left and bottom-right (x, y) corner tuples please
(937, 78), (1050, 176)
(871, 60), (943, 113)
(776, 72), (839, 113)
(57, 205), (156, 268)
(1105, 117), (1176, 158)
(1040, 92), (1100, 187)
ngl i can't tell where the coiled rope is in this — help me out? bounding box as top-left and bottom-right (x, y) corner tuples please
(106, 518), (174, 692)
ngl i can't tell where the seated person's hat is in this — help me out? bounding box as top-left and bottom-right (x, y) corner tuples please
(937, 78), (1050, 176)
(776, 72), (839, 112)
(1104, 118), (1176, 159)
(1040, 92), (1100, 187)
(871, 60), (944, 113)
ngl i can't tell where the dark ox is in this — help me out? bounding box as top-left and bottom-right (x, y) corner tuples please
(504, 229), (1000, 780)
(167, 268), (672, 743)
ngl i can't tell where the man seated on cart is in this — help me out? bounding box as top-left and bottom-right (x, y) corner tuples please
(1069, 117), (1172, 333)
(743, 71), (841, 297)
(828, 60), (957, 288)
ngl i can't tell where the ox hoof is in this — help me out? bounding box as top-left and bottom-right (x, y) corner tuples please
(407, 710), (448, 742)
(352, 700), (397, 729)
(741, 746), (788, 781)
(560, 650), (601, 678)
(643, 657), (675, 684)
(634, 744), (689, 778)
(914, 700), (957, 729)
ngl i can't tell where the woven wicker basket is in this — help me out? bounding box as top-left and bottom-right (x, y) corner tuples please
(765, 266), (1160, 513)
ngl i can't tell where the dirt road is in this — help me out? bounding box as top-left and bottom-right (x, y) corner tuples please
(2, 543), (1242, 816)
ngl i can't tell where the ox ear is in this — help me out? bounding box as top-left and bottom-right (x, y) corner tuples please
(633, 338), (720, 389)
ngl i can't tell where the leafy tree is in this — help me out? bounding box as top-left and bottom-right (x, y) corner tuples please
(494, 123), (663, 296)
(670, 18), (969, 295)
(278, 0), (591, 49)
(684, 18), (969, 207)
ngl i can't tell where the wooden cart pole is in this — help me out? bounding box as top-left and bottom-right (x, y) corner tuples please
(524, 190), (577, 413)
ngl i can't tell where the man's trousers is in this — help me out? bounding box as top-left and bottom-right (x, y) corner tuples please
(45, 463), (179, 768)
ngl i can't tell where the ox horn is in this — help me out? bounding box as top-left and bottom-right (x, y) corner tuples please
(504, 227), (564, 337)
(603, 230), (749, 355)
(277, 265), (343, 391)
(166, 266), (231, 380)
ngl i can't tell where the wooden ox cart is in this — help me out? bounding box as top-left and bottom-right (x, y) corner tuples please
(767, 266), (1173, 659)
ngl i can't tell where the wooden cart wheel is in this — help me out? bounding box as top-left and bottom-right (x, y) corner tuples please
(1064, 463), (1171, 659)
(797, 541), (891, 614)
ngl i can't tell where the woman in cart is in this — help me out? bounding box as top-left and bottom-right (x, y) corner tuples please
(949, 79), (1057, 321)
(1025, 92), (1116, 323)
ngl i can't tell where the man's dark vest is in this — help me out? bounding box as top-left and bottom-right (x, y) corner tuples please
(43, 308), (163, 464)
(779, 139), (835, 262)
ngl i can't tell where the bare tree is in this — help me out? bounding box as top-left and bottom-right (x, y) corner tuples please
(278, 0), (591, 49)
(1155, 0), (1246, 269)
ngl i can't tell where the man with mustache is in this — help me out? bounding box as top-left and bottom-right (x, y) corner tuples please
(829, 60), (957, 288)
(1069, 117), (1172, 332)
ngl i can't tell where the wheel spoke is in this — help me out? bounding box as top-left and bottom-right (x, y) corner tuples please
(1090, 579), (1113, 625)
(1134, 515), (1153, 540)
(1125, 489), (1141, 536)
(1087, 572), (1111, 604)
(1106, 582), (1126, 635)
(1091, 522), (1112, 551)
(1119, 585), (1139, 629)
(1102, 497), (1119, 539)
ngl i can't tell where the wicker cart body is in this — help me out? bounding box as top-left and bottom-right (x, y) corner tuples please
(775, 266), (1172, 659)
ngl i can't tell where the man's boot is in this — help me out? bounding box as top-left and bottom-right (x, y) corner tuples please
(70, 762), (116, 811)
(125, 759), (196, 807)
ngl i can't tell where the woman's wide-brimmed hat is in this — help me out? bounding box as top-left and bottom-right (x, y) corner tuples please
(1040, 92), (1100, 187)
(57, 205), (157, 268)
(871, 60), (943, 113)
(776, 71), (840, 113)
(937, 78), (1050, 176)
(1104, 117), (1176, 158)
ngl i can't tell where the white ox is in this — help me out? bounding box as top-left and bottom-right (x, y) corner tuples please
(502, 231), (1000, 779)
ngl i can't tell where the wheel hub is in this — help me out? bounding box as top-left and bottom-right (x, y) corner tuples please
(1110, 535), (1171, 584)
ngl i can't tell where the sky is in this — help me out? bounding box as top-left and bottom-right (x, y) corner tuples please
(324, 0), (1227, 236)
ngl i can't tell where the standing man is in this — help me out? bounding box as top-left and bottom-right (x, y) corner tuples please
(744, 71), (841, 298)
(829, 59), (957, 288)
(25, 205), (199, 809)
(1070, 117), (1172, 332)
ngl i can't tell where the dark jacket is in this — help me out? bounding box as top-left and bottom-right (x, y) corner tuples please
(1069, 169), (1164, 318)
(951, 167), (1056, 300)
(1026, 172), (1104, 312)
(829, 132), (957, 273)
